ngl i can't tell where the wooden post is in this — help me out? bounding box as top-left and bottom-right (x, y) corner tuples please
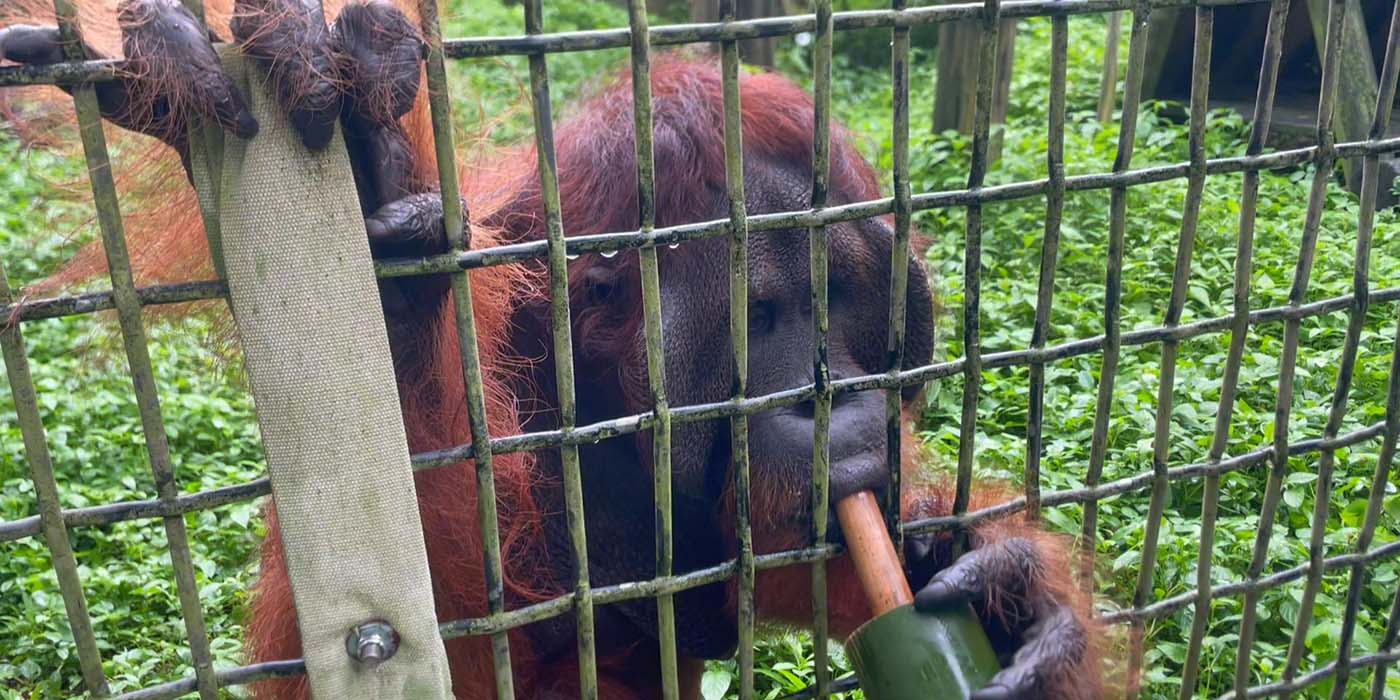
(935, 15), (1017, 166)
(691, 0), (776, 66)
(933, 19), (981, 134)
(1098, 12), (1124, 121)
(988, 19), (1017, 161)
(1305, 0), (1381, 193)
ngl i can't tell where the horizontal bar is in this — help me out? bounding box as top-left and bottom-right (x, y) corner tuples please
(0, 1), (1271, 89)
(0, 477), (269, 542)
(5, 288), (1398, 544)
(443, 0), (1269, 59)
(1, 280), (227, 325)
(441, 545), (832, 638)
(1232, 648), (1400, 700)
(403, 285), (1400, 466)
(109, 660), (305, 700)
(0, 57), (120, 87)
(1102, 539), (1400, 626)
(904, 419), (1389, 536)
(7, 135), (1400, 327)
(83, 525), (1400, 700)
(374, 134), (1400, 279)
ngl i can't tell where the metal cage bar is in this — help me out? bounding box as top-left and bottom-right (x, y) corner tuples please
(415, 0), (519, 695)
(1231, 1), (1301, 693)
(1271, 2), (1350, 697)
(0, 262), (110, 697)
(1025, 3), (1067, 532)
(523, 0), (601, 695)
(47, 1), (220, 697)
(1101, 4), (1151, 693)
(884, 0), (913, 549)
(1323, 4), (1400, 697)
(948, 0), (1000, 544)
(716, 1), (756, 696)
(1168, 8), (1217, 699)
(807, 0), (836, 696)
(621, 1), (681, 697)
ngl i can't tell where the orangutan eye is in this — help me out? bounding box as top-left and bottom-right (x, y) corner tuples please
(748, 301), (776, 334)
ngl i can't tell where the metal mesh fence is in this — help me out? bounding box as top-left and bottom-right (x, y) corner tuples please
(2, 0), (1399, 699)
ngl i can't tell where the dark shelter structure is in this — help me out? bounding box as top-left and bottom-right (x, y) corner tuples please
(1144, 0), (1400, 202)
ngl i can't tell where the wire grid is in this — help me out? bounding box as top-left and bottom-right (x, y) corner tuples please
(0, 0), (1399, 699)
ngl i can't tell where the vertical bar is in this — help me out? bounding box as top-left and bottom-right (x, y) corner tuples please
(1096, 4), (1151, 696)
(949, 0), (1000, 552)
(1167, 9), (1219, 700)
(1324, 4), (1400, 697)
(522, 2), (599, 698)
(622, 2), (679, 698)
(0, 266), (110, 697)
(885, 0), (913, 549)
(415, 0), (517, 695)
(1267, 2), (1348, 696)
(1228, 2), (1300, 694)
(49, 3), (219, 697)
(1373, 558), (1400, 699)
(808, 0), (835, 695)
(716, 1), (755, 696)
(1027, 8), (1067, 530)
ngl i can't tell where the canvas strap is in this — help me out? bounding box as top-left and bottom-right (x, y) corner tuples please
(196, 48), (453, 700)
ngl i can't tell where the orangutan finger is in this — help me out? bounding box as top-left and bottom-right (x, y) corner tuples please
(0, 24), (69, 64)
(969, 605), (1087, 700)
(914, 536), (1041, 612)
(0, 25), (130, 122)
(332, 0), (423, 134)
(231, 0), (342, 150)
(118, 0), (258, 139)
(347, 123), (418, 209)
(364, 192), (463, 256)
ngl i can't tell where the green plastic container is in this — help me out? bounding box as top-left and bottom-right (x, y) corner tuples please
(845, 603), (1001, 700)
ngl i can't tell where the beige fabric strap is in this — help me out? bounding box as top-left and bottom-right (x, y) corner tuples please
(207, 50), (453, 700)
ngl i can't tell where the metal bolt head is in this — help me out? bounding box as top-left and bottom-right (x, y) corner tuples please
(346, 620), (398, 665)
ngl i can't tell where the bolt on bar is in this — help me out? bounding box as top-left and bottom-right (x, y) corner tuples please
(522, 0), (602, 695)
(620, 1), (681, 697)
(1230, 1), (1299, 694)
(807, 0), (835, 696)
(48, 1), (220, 697)
(1167, 8), (1217, 700)
(415, 0), (519, 696)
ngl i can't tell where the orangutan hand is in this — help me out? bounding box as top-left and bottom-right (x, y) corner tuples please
(0, 0), (422, 151)
(907, 534), (1090, 700)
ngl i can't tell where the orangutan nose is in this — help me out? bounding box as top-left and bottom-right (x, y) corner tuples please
(748, 387), (889, 503)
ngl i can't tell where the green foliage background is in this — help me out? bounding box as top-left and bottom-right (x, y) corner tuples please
(2, 3), (1399, 699)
